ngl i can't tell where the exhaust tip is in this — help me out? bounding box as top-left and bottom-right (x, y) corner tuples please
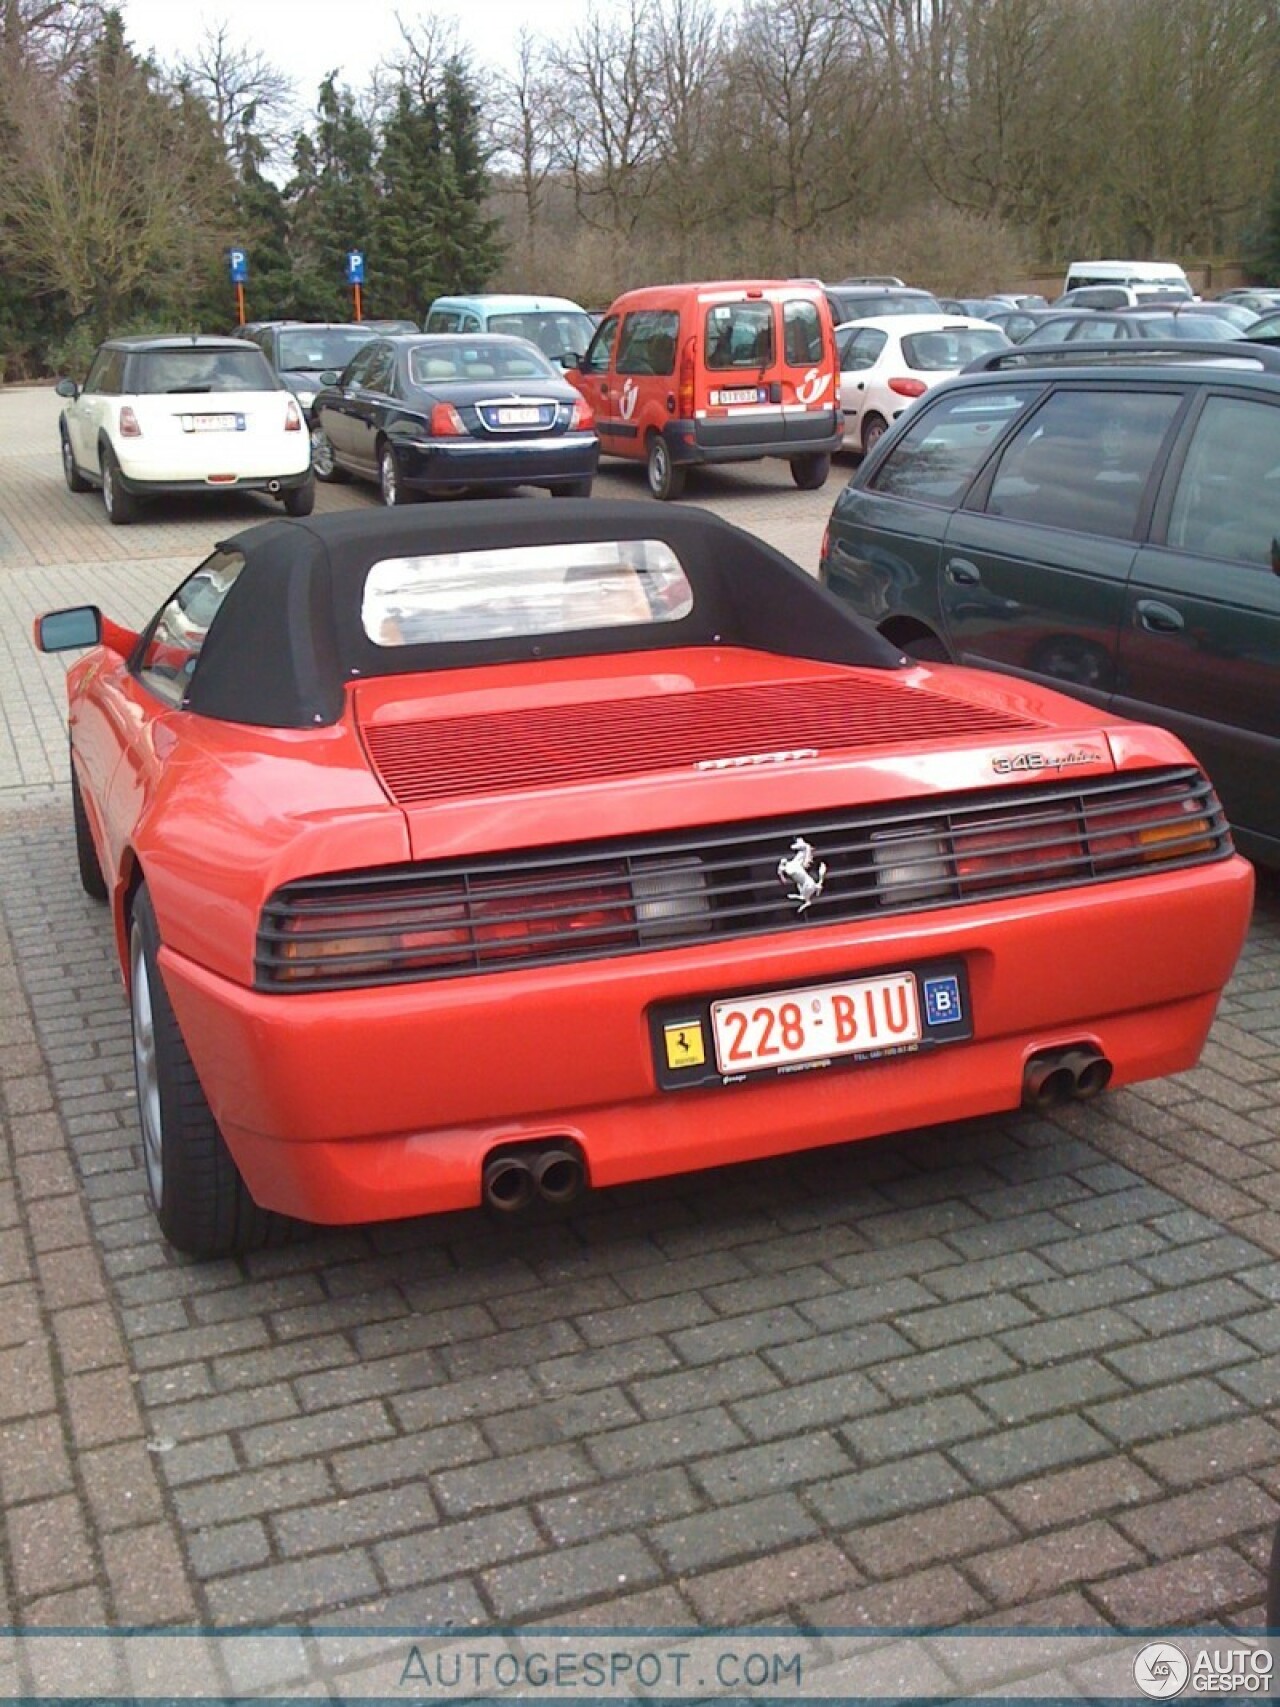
(533, 1148), (585, 1207)
(1073, 1056), (1113, 1101)
(482, 1156), (535, 1213)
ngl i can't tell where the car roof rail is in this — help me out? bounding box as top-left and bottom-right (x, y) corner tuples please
(962, 340), (1280, 374)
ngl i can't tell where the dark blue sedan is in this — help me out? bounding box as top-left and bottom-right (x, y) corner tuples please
(311, 335), (598, 504)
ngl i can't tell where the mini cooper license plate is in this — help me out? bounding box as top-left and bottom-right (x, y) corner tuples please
(496, 406), (542, 426)
(711, 971), (921, 1074)
(713, 386), (765, 406)
(187, 414), (244, 432)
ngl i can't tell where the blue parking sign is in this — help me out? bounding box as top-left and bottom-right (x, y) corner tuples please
(228, 247), (249, 284)
(345, 249), (365, 285)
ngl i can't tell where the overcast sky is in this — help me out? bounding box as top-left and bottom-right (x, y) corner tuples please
(119, 0), (590, 95)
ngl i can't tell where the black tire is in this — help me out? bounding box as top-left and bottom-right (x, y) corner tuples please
(100, 445), (139, 525)
(129, 884), (296, 1258)
(861, 413), (889, 456)
(61, 427), (90, 493)
(790, 453), (831, 491)
(551, 478), (593, 498)
(379, 442), (410, 507)
(901, 632), (950, 663)
(281, 475), (315, 517)
(70, 758), (107, 901)
(310, 425), (347, 482)
(646, 434), (686, 501)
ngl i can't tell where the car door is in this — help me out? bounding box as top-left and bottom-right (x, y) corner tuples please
(69, 348), (117, 470)
(320, 344), (380, 465)
(779, 295), (838, 446)
(612, 308), (679, 457)
(1116, 390), (1280, 853)
(345, 342), (396, 475)
(574, 314), (622, 453)
(940, 385), (1187, 701)
(823, 381), (1041, 642)
(837, 327), (888, 444)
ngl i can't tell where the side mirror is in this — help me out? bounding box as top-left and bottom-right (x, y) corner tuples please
(35, 605), (102, 652)
(560, 352), (585, 369)
(319, 370), (340, 387)
(55, 377), (79, 400)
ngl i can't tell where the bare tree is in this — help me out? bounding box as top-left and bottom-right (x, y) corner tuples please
(488, 30), (559, 270)
(174, 22), (295, 166)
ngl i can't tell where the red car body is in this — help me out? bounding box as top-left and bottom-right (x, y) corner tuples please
(38, 502), (1253, 1256)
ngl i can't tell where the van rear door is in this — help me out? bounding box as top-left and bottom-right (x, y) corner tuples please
(697, 294), (786, 448)
(776, 292), (839, 444)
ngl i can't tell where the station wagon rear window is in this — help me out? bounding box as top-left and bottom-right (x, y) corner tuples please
(361, 540), (694, 646)
(131, 351), (277, 394)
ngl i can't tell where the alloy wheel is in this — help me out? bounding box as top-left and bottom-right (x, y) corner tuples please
(131, 931), (164, 1207)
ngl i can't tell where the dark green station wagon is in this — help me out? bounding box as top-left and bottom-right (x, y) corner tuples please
(819, 344), (1280, 866)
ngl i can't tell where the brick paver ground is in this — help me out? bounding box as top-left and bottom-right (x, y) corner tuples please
(1, 383), (1278, 1635)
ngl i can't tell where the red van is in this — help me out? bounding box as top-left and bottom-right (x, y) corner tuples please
(567, 280), (842, 499)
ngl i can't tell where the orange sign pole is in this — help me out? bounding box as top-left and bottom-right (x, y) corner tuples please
(353, 283), (363, 322)
(236, 282), (246, 326)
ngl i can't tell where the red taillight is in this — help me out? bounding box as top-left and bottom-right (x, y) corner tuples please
(118, 407), (141, 437)
(955, 818), (1082, 888)
(569, 397), (594, 432)
(429, 402), (467, 437)
(285, 400), (302, 431)
(678, 338), (695, 417)
(820, 524), (830, 561)
(888, 377), (928, 399)
(1087, 798), (1214, 865)
(470, 879), (632, 958)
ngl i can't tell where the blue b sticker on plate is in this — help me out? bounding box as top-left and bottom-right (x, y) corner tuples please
(923, 974), (963, 1027)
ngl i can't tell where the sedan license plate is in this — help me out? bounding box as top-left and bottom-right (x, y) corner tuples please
(711, 971), (921, 1075)
(185, 414), (244, 432)
(713, 387), (765, 406)
(496, 406), (542, 426)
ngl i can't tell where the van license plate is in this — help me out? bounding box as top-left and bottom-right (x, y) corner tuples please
(711, 971), (921, 1075)
(713, 387), (765, 406)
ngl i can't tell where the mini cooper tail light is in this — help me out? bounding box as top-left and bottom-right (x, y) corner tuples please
(631, 856), (710, 938)
(429, 402), (467, 436)
(871, 828), (952, 904)
(118, 406), (142, 437)
(569, 397), (595, 432)
(284, 400), (302, 431)
(888, 377), (928, 399)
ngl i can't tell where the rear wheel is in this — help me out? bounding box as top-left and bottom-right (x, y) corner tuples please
(310, 425), (346, 482)
(379, 443), (410, 507)
(790, 453), (831, 491)
(646, 434), (686, 501)
(101, 446), (139, 525)
(129, 884), (296, 1258)
(551, 478), (593, 498)
(281, 475), (315, 517)
(861, 413), (889, 456)
(70, 758), (107, 901)
(61, 428), (90, 493)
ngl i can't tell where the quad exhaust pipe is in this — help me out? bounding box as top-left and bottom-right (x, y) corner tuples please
(1022, 1045), (1113, 1111)
(482, 1143), (587, 1213)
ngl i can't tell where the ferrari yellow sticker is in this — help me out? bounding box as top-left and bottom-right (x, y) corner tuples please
(664, 1021), (706, 1069)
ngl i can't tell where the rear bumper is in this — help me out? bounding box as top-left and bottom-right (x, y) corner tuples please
(663, 416), (842, 467)
(115, 465), (312, 495)
(159, 857), (1254, 1225)
(396, 435), (598, 491)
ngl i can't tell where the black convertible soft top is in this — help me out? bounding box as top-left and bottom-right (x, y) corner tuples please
(186, 500), (904, 728)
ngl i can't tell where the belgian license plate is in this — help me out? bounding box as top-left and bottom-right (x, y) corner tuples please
(189, 414), (242, 432)
(711, 971), (921, 1074)
(496, 406), (541, 426)
(713, 386), (764, 406)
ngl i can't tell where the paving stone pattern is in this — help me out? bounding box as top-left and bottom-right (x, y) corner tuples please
(1, 384), (1279, 1634)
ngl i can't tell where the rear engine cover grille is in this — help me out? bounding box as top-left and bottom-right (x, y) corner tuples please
(361, 678), (1046, 803)
(257, 767), (1230, 991)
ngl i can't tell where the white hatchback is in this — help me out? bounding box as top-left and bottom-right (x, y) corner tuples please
(836, 314), (1011, 455)
(57, 336), (313, 525)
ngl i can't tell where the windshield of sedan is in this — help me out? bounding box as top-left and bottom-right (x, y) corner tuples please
(408, 342), (557, 385)
(901, 327), (1009, 369)
(485, 311), (595, 358)
(362, 540), (694, 646)
(276, 328), (378, 371)
(130, 350), (277, 394)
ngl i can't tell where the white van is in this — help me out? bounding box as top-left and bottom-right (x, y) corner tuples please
(1061, 260), (1193, 303)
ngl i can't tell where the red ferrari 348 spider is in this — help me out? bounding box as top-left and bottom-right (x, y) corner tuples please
(36, 502), (1252, 1256)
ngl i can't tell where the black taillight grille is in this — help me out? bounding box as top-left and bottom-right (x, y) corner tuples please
(255, 767), (1231, 991)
